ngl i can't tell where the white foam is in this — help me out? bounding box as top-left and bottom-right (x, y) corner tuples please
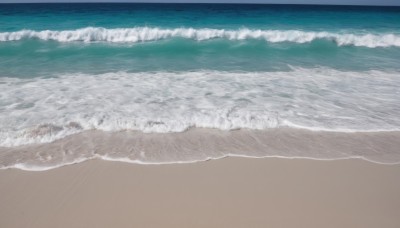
(1, 68), (400, 147)
(1, 27), (400, 47)
(2, 157), (91, 171)
(2, 154), (398, 172)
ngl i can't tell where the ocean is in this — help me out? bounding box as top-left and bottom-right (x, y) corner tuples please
(1, 3), (400, 170)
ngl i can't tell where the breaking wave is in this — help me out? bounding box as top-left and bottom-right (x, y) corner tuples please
(1, 68), (400, 147)
(1, 27), (400, 48)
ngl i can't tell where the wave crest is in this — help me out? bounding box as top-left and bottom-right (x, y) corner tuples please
(1, 27), (400, 47)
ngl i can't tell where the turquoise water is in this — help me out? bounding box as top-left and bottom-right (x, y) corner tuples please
(1, 4), (400, 148)
(1, 4), (400, 76)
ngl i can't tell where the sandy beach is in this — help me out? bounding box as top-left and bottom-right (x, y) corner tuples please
(1, 3), (400, 228)
(1, 158), (399, 228)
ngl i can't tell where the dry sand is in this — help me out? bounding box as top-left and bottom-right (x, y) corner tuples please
(0, 158), (399, 228)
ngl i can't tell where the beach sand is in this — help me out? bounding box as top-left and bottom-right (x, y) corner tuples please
(0, 158), (399, 228)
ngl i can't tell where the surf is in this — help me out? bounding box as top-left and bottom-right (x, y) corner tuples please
(1, 68), (400, 147)
(1, 27), (400, 48)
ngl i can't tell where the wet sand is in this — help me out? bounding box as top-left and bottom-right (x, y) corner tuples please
(0, 158), (399, 228)
(1, 128), (400, 170)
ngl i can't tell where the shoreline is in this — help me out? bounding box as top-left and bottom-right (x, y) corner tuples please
(0, 128), (400, 171)
(1, 128), (400, 170)
(1, 157), (400, 228)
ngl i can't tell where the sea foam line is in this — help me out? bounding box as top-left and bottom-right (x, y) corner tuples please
(1, 27), (400, 47)
(2, 122), (400, 171)
(2, 145), (399, 172)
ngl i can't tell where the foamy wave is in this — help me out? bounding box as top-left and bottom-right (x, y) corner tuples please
(1, 69), (400, 147)
(0, 111), (281, 147)
(1, 27), (400, 47)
